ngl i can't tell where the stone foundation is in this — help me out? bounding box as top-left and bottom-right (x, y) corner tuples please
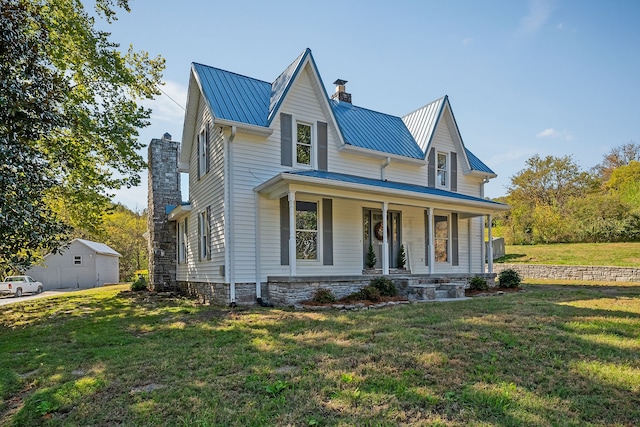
(178, 273), (497, 307)
(493, 264), (640, 282)
(177, 281), (268, 306)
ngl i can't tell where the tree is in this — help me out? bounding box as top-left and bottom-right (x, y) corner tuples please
(0, 0), (71, 274)
(505, 155), (595, 244)
(100, 204), (148, 281)
(0, 0), (164, 272)
(593, 142), (640, 182)
(606, 161), (640, 208)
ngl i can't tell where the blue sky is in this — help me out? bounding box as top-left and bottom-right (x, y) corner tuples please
(103, 0), (640, 210)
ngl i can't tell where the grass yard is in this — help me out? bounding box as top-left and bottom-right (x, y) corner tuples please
(1, 283), (640, 426)
(498, 242), (640, 267)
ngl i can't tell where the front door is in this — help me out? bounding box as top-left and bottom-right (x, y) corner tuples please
(363, 209), (401, 269)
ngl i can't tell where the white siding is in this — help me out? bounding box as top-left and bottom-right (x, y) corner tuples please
(182, 60), (492, 285)
(177, 95), (226, 283)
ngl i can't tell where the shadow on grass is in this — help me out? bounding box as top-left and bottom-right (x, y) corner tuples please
(494, 253), (527, 263)
(2, 284), (640, 425)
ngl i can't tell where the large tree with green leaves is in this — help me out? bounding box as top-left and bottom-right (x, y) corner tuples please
(0, 0), (71, 274)
(502, 155), (596, 244)
(0, 0), (164, 274)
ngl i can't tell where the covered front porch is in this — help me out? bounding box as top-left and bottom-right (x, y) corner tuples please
(255, 170), (507, 282)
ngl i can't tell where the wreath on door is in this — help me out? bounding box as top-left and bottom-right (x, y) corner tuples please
(374, 222), (389, 241)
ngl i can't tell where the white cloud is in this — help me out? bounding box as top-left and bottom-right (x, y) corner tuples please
(536, 128), (574, 140)
(461, 37), (474, 46)
(537, 128), (558, 138)
(143, 79), (188, 125)
(519, 0), (554, 34)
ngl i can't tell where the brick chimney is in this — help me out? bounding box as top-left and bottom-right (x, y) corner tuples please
(331, 79), (351, 103)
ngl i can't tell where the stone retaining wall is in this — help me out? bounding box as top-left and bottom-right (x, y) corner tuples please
(493, 264), (640, 282)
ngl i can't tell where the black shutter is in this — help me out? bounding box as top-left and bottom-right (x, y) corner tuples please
(281, 113), (293, 167)
(427, 148), (435, 188)
(424, 210), (429, 266)
(196, 132), (201, 179)
(451, 213), (459, 266)
(280, 197), (289, 265)
(197, 213), (202, 260)
(450, 151), (457, 192)
(205, 123), (210, 173)
(317, 121), (328, 171)
(322, 198), (333, 265)
(206, 205), (212, 260)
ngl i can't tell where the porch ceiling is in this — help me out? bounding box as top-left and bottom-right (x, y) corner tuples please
(255, 170), (509, 215)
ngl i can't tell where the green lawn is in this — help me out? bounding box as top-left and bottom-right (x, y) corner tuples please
(1, 284), (640, 426)
(498, 242), (640, 267)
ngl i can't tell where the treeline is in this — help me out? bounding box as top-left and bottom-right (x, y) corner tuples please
(494, 142), (640, 244)
(71, 204), (148, 282)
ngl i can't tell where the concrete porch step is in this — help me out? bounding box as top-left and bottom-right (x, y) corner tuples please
(435, 289), (450, 299)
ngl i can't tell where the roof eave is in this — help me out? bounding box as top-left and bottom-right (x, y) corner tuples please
(338, 144), (427, 166)
(214, 118), (273, 137)
(256, 172), (509, 212)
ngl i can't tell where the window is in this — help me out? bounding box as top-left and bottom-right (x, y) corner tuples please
(178, 219), (187, 263)
(296, 122), (312, 165)
(198, 127), (208, 177)
(434, 215), (449, 262)
(437, 152), (448, 187)
(296, 201), (318, 260)
(74, 255), (82, 265)
(198, 211), (209, 260)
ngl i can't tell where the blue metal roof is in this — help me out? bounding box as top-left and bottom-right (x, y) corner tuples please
(465, 148), (495, 175)
(192, 49), (495, 175)
(193, 63), (271, 126)
(330, 100), (425, 159)
(286, 170), (506, 207)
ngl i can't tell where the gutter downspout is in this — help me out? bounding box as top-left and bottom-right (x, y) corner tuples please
(254, 189), (261, 299)
(228, 126), (237, 305)
(381, 157), (391, 181)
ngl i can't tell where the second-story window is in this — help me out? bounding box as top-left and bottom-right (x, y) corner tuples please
(437, 152), (448, 187)
(296, 122), (312, 166)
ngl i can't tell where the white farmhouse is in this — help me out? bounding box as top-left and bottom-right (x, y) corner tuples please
(27, 239), (121, 289)
(147, 49), (508, 306)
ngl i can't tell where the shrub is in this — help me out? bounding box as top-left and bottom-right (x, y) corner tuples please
(365, 244), (376, 269)
(396, 244), (406, 269)
(498, 269), (522, 288)
(359, 285), (381, 302)
(370, 276), (397, 297)
(468, 276), (489, 291)
(130, 275), (147, 292)
(312, 288), (336, 304)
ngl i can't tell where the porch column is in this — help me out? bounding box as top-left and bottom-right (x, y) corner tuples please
(382, 201), (389, 275)
(428, 207), (434, 274)
(288, 191), (296, 276)
(487, 214), (493, 273)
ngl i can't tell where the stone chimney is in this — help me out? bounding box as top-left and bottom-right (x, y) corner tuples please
(331, 79), (351, 103)
(147, 133), (181, 292)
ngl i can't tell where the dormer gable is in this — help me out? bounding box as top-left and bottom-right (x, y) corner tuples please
(403, 95), (496, 179)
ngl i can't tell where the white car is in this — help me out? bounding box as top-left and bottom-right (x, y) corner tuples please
(0, 276), (44, 297)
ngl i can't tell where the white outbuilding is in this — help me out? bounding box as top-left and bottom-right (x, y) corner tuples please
(27, 239), (121, 289)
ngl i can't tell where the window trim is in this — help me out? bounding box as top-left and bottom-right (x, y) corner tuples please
(178, 219), (187, 264)
(295, 121), (314, 168)
(295, 198), (322, 262)
(198, 211), (209, 261)
(436, 151), (449, 189)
